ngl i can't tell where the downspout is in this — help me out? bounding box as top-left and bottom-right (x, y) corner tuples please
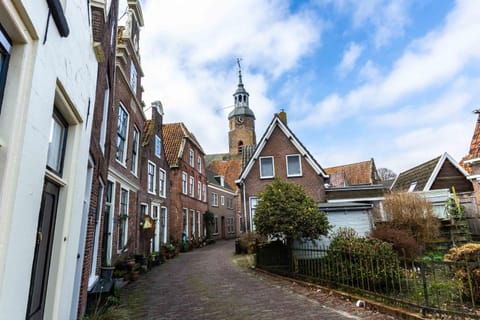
(242, 180), (248, 232)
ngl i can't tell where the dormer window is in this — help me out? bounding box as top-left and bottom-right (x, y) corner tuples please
(408, 181), (417, 192)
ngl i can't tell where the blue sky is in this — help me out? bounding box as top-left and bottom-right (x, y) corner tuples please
(138, 0), (480, 174)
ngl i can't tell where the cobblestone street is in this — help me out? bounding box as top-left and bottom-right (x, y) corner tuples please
(119, 240), (397, 320)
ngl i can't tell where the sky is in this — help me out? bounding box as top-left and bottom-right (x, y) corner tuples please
(133, 0), (480, 174)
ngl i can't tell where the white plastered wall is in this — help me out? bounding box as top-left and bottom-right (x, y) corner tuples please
(0, 0), (97, 319)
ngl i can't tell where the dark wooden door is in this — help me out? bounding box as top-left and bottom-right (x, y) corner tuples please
(26, 180), (60, 320)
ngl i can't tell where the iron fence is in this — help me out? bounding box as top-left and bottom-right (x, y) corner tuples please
(256, 241), (480, 318)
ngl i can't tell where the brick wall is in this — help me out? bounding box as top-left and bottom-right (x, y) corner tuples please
(77, 1), (118, 318)
(243, 126), (326, 228)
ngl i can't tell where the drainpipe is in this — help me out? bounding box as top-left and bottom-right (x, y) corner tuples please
(242, 180), (248, 232)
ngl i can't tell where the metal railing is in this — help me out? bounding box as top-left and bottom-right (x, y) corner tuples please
(256, 242), (480, 318)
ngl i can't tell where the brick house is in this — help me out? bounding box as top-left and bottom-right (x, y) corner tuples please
(105, 0), (146, 263)
(163, 122), (208, 244)
(236, 111), (329, 231)
(138, 101), (170, 253)
(206, 169), (237, 239)
(462, 110), (480, 207)
(77, 0), (119, 317)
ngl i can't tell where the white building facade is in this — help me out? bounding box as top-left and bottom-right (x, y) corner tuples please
(0, 1), (97, 319)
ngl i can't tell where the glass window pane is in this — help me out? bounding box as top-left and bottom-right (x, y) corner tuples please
(47, 114), (67, 174)
(260, 157), (273, 177)
(287, 155), (301, 176)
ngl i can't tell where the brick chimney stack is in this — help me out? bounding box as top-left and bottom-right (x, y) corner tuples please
(278, 109), (287, 124)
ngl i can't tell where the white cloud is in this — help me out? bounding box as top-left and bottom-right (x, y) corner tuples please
(337, 42), (363, 77)
(299, 0), (480, 127)
(318, 0), (410, 47)
(139, 0), (323, 154)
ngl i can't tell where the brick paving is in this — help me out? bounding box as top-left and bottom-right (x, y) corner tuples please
(120, 240), (398, 320)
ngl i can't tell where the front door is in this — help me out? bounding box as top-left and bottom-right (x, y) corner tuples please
(27, 180), (60, 320)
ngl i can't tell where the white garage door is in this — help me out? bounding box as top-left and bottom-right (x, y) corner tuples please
(327, 210), (371, 237)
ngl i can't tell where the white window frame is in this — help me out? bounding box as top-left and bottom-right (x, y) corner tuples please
(259, 156), (274, 179)
(202, 184), (206, 202)
(189, 176), (195, 197)
(190, 209), (195, 238)
(161, 206), (168, 244)
(197, 156), (202, 172)
(197, 181), (202, 200)
(212, 192), (218, 207)
(221, 195), (225, 206)
(286, 154), (302, 177)
(250, 197), (258, 231)
(189, 148), (194, 167)
(116, 103), (129, 165)
(130, 61), (137, 94)
(147, 161), (156, 194)
(159, 168), (166, 198)
(183, 208), (188, 235)
(155, 135), (162, 158)
(182, 172), (188, 194)
(117, 187), (129, 252)
(131, 126), (139, 175)
(196, 211), (201, 239)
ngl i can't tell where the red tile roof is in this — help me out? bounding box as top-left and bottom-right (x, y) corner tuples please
(325, 159), (378, 187)
(207, 159), (242, 192)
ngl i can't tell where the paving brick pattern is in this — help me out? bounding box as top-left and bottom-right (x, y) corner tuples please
(121, 240), (397, 319)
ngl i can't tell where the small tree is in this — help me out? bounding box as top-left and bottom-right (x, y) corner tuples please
(253, 177), (330, 243)
(377, 167), (397, 181)
(381, 192), (440, 250)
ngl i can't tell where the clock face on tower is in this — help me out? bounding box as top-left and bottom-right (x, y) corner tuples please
(236, 116), (244, 125)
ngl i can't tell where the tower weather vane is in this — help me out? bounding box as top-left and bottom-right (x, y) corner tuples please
(237, 58), (243, 84)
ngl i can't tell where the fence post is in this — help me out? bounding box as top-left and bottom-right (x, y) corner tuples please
(420, 261), (430, 316)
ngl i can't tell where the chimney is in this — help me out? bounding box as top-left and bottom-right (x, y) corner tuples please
(278, 109), (287, 124)
(151, 100), (164, 116)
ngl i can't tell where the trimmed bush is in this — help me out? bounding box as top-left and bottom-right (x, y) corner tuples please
(327, 228), (402, 292)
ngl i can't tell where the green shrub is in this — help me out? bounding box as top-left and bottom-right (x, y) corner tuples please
(327, 228), (402, 292)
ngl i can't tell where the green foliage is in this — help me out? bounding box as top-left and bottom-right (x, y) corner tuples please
(327, 228), (402, 292)
(253, 177), (330, 240)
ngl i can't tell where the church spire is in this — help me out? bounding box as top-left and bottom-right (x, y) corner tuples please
(229, 58), (255, 119)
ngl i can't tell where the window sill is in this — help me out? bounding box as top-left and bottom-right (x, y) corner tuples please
(287, 174), (302, 178)
(115, 159), (127, 168)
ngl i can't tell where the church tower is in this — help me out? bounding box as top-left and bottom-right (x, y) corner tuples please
(228, 59), (256, 157)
